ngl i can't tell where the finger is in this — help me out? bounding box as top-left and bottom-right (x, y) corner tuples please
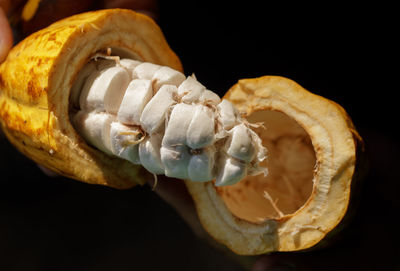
(0, 6), (13, 62)
(103, 0), (159, 20)
(0, 0), (26, 14)
(0, 0), (10, 13)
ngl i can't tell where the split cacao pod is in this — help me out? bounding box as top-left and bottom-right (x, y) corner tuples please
(0, 9), (363, 255)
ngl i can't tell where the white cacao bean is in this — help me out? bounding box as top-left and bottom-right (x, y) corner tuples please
(79, 66), (130, 114)
(117, 79), (153, 125)
(226, 123), (256, 163)
(178, 75), (205, 103)
(186, 104), (215, 149)
(160, 145), (191, 179)
(152, 66), (186, 92)
(138, 133), (164, 175)
(73, 111), (114, 155)
(162, 103), (194, 146)
(140, 84), (177, 134)
(199, 89), (221, 104)
(188, 146), (215, 182)
(215, 155), (247, 186)
(109, 121), (141, 164)
(218, 99), (239, 130)
(133, 62), (162, 80)
(119, 59), (142, 73)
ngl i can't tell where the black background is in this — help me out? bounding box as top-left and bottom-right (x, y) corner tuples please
(1, 1), (397, 270)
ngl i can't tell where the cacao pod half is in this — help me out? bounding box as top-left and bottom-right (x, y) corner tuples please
(0, 9), (363, 255)
(0, 9), (182, 189)
(186, 76), (364, 254)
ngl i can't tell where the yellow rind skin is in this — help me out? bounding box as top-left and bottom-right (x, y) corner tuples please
(0, 9), (182, 189)
(185, 76), (363, 255)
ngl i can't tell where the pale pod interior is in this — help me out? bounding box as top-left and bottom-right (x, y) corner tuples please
(70, 50), (267, 187)
(216, 110), (316, 222)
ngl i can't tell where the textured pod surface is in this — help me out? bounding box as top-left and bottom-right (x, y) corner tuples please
(0, 9), (182, 188)
(185, 76), (364, 255)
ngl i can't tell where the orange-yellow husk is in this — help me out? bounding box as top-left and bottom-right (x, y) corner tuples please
(0, 9), (182, 188)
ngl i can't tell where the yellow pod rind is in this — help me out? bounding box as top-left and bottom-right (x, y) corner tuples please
(185, 76), (363, 255)
(0, 9), (182, 189)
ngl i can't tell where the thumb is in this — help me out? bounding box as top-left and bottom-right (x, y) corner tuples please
(0, 6), (13, 62)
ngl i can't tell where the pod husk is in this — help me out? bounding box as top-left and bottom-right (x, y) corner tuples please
(0, 9), (182, 188)
(185, 76), (364, 254)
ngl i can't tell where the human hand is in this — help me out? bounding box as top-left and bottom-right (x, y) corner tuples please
(0, 0), (15, 62)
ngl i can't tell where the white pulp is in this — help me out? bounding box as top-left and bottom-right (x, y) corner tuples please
(71, 55), (267, 186)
